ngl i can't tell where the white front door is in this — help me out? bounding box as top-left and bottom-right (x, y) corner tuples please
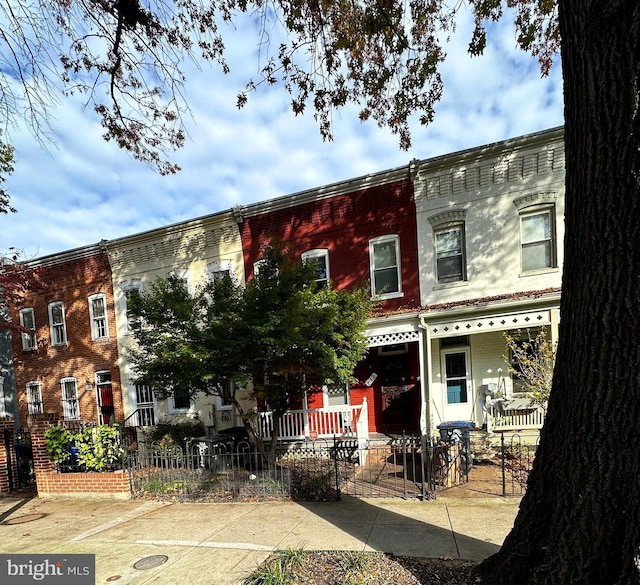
(441, 348), (473, 422)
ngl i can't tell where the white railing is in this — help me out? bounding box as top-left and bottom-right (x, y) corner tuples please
(255, 398), (369, 444)
(124, 405), (156, 427)
(488, 401), (546, 432)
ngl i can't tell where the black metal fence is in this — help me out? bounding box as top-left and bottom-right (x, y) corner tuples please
(498, 432), (539, 496)
(127, 434), (469, 502)
(3, 429), (35, 492)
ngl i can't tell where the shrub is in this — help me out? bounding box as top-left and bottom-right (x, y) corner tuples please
(43, 426), (74, 467)
(145, 421), (205, 446)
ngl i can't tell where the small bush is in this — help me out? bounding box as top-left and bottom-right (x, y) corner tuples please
(146, 421), (205, 446)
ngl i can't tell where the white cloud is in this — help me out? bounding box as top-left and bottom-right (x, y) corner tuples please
(0, 8), (564, 259)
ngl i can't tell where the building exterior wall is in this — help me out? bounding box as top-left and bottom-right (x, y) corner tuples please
(9, 248), (122, 427)
(415, 127), (565, 433)
(415, 127), (565, 305)
(237, 168), (424, 433)
(106, 210), (247, 432)
(238, 168), (421, 311)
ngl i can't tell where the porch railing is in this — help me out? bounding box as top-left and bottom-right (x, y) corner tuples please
(488, 401), (546, 432)
(254, 398), (369, 445)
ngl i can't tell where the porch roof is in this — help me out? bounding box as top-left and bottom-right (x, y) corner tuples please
(420, 288), (561, 339)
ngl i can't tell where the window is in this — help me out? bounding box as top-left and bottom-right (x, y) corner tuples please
(520, 207), (556, 272)
(88, 294), (109, 339)
(207, 260), (234, 283)
(170, 386), (192, 412)
(26, 381), (43, 414)
(120, 282), (143, 333)
(61, 378), (79, 420)
(302, 249), (330, 288)
(435, 225), (466, 283)
(19, 308), (36, 350)
(48, 302), (67, 345)
(369, 235), (402, 298)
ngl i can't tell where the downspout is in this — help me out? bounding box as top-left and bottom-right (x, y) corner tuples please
(418, 315), (433, 437)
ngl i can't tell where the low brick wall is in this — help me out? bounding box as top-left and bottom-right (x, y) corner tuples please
(28, 415), (132, 499)
(36, 470), (131, 499)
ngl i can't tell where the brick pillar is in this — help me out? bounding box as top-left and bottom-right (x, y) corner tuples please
(28, 414), (57, 487)
(0, 416), (16, 495)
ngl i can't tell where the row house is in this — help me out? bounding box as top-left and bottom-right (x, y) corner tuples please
(104, 210), (248, 434)
(9, 246), (123, 427)
(415, 127), (564, 432)
(236, 166), (423, 434)
(7, 126), (565, 440)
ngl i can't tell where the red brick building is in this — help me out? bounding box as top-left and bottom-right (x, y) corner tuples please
(237, 164), (424, 433)
(10, 245), (123, 427)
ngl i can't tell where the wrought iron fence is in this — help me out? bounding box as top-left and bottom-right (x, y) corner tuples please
(3, 429), (35, 491)
(498, 432), (539, 496)
(126, 434), (468, 502)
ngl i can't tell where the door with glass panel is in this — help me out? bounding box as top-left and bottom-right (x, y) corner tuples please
(441, 348), (473, 422)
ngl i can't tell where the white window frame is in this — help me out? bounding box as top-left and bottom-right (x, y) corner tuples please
(519, 206), (557, 273)
(48, 301), (67, 346)
(207, 260), (235, 283)
(168, 269), (192, 293)
(169, 387), (194, 413)
(253, 258), (268, 278)
(302, 249), (330, 288)
(434, 224), (466, 284)
(88, 293), (109, 340)
(26, 381), (43, 414)
(120, 281), (143, 334)
(369, 235), (403, 299)
(19, 307), (37, 350)
(60, 377), (80, 420)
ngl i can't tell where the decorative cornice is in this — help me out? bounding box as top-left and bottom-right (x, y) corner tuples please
(428, 209), (467, 228)
(513, 191), (558, 210)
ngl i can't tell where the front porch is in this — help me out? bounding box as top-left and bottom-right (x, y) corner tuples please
(254, 399), (370, 446)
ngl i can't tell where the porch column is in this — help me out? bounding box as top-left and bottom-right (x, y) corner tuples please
(418, 324), (430, 437)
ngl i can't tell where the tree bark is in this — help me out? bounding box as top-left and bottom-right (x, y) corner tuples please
(479, 2), (640, 583)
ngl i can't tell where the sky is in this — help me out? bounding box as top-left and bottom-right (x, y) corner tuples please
(0, 7), (564, 260)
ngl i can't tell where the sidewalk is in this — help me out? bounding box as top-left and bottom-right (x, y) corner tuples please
(0, 494), (520, 584)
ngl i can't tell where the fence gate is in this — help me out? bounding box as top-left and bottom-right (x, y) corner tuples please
(3, 430), (35, 493)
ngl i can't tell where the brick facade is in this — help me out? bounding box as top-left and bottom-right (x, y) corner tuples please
(10, 249), (123, 428)
(28, 415), (131, 499)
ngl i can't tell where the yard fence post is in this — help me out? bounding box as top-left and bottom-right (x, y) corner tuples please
(333, 434), (341, 501)
(501, 432), (506, 497)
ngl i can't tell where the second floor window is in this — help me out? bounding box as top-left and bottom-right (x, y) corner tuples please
(370, 235), (402, 298)
(89, 294), (109, 339)
(19, 308), (36, 350)
(521, 207), (556, 272)
(48, 302), (67, 346)
(435, 225), (466, 283)
(61, 378), (79, 420)
(302, 249), (330, 288)
(26, 381), (43, 414)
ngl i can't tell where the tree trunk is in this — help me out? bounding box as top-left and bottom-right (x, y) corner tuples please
(479, 2), (640, 583)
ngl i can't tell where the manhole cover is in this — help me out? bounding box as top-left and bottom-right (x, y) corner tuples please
(133, 555), (168, 570)
(106, 576), (121, 582)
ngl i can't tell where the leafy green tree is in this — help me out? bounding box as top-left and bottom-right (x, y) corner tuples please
(503, 328), (555, 411)
(128, 242), (374, 448)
